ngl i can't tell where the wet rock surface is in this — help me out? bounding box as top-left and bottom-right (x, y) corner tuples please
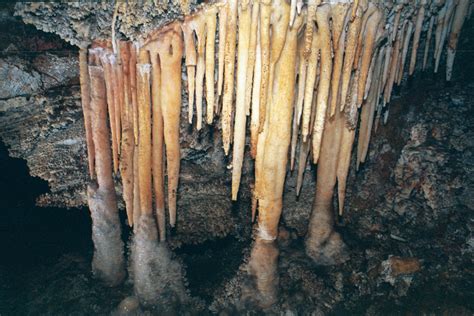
(0, 3), (473, 315)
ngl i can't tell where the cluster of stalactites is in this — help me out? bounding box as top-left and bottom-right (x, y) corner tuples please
(79, 0), (471, 239)
(79, 24), (184, 241)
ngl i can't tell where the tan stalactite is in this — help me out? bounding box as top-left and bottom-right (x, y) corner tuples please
(79, 48), (96, 179)
(250, 22), (262, 159)
(397, 20), (414, 85)
(353, 0), (373, 71)
(217, 4), (228, 99)
(384, 26), (402, 104)
(149, 51), (166, 241)
(423, 15), (435, 71)
(434, 0), (456, 73)
(137, 49), (153, 216)
(312, 3), (332, 164)
(300, 1), (319, 141)
(245, 1), (260, 117)
(258, 0), (272, 133)
(154, 24), (184, 227)
(301, 28), (318, 142)
(222, 0), (238, 155)
(118, 41), (135, 227)
(88, 51), (116, 194)
(340, 2), (363, 112)
(446, 0), (469, 81)
(132, 144), (141, 229)
(205, 6), (217, 124)
(130, 44), (139, 144)
(192, 14), (207, 131)
(182, 16), (197, 126)
(99, 51), (120, 174)
(329, 2), (350, 117)
(356, 4), (382, 107)
(232, 0), (252, 201)
(409, 1), (427, 76)
(112, 55), (123, 162)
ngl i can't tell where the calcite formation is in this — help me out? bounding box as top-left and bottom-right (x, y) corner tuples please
(15, 0), (473, 309)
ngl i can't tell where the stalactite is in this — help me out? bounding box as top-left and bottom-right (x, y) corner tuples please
(328, 2), (350, 117)
(182, 16), (197, 126)
(136, 50), (153, 217)
(144, 23), (184, 228)
(118, 41), (135, 227)
(150, 50), (166, 241)
(423, 14), (435, 71)
(409, 0), (427, 76)
(446, 0), (469, 81)
(311, 3), (332, 164)
(222, 0), (238, 155)
(340, 1), (363, 112)
(250, 22), (262, 159)
(205, 6), (218, 124)
(232, 0), (252, 200)
(397, 20), (413, 85)
(245, 1), (260, 117)
(258, 0), (272, 133)
(217, 4), (228, 100)
(79, 48), (95, 179)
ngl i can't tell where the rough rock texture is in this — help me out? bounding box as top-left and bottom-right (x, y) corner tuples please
(14, 1), (198, 46)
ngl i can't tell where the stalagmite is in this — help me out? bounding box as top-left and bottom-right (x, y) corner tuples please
(232, 0), (252, 200)
(409, 0), (427, 75)
(305, 102), (347, 265)
(136, 50), (153, 218)
(222, 0), (238, 155)
(205, 6), (217, 124)
(118, 41), (135, 227)
(423, 15), (435, 71)
(250, 6), (301, 306)
(446, 0), (469, 81)
(87, 50), (125, 286)
(312, 3), (333, 164)
(79, 48), (95, 179)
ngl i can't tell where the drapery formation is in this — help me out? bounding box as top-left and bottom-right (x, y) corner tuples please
(78, 0), (471, 306)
